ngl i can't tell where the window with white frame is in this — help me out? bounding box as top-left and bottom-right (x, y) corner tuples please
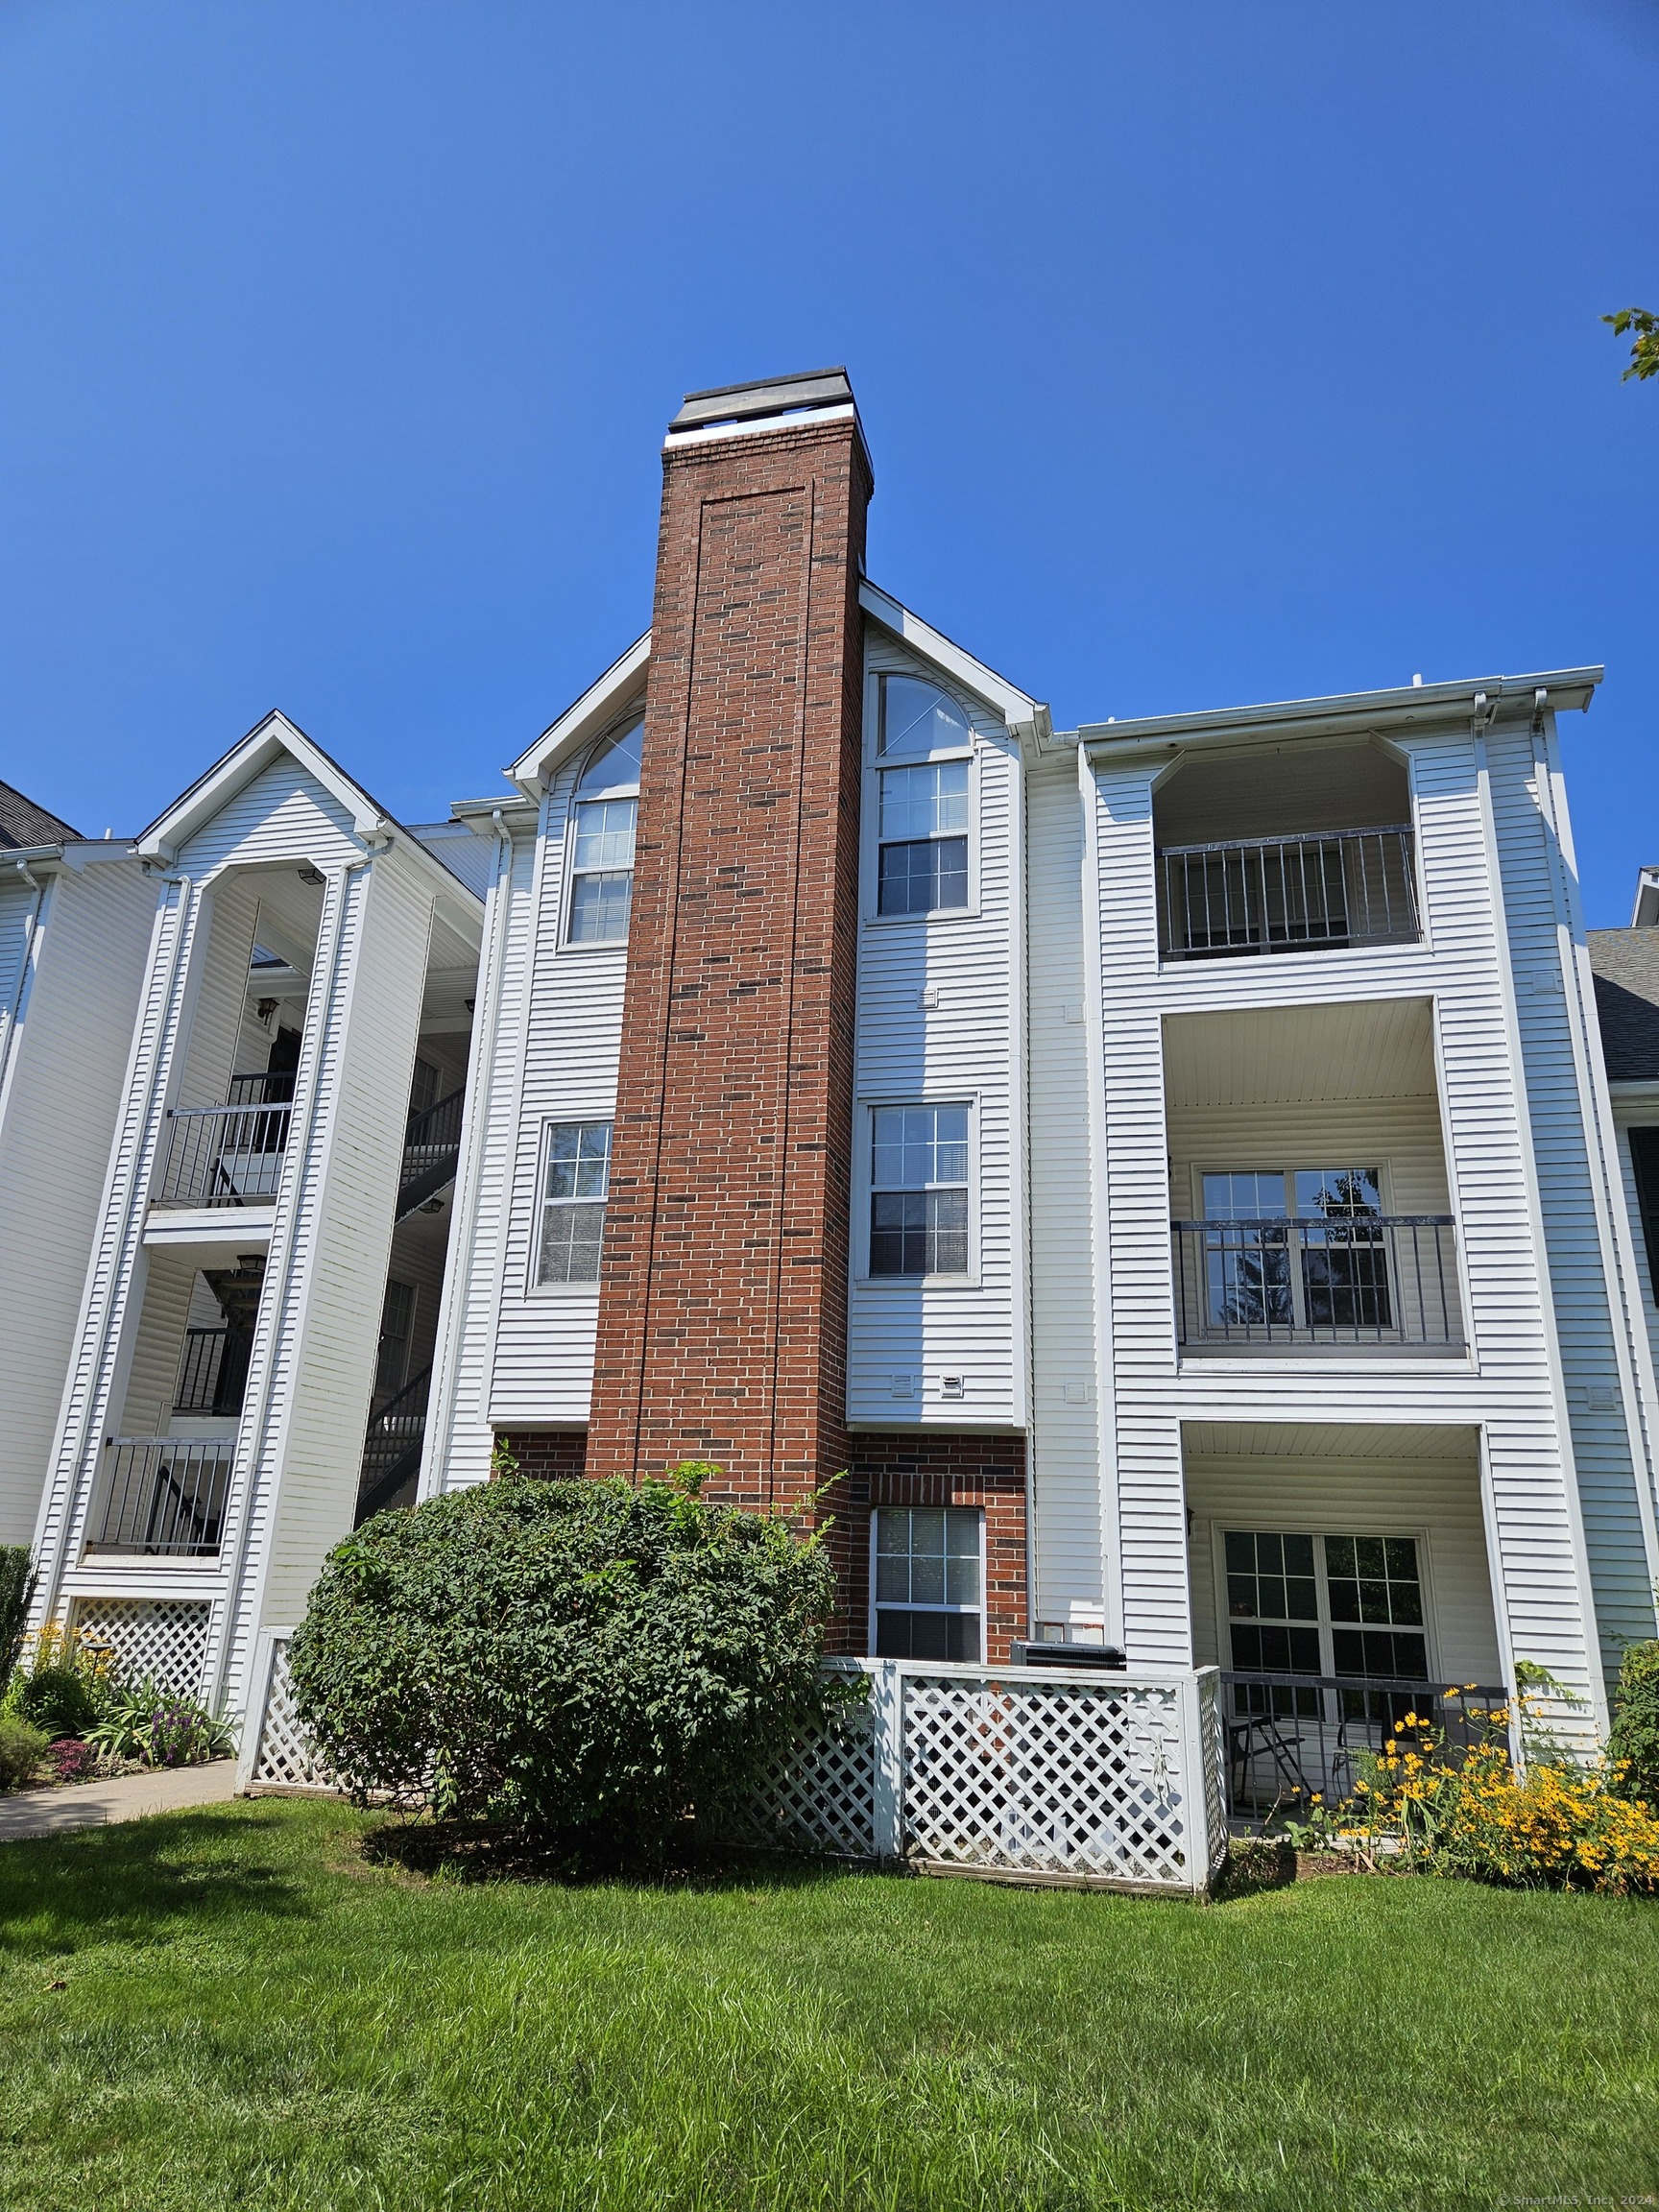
(873, 1504), (983, 1660)
(875, 674), (971, 917)
(869, 1103), (970, 1277)
(566, 715), (642, 944)
(1200, 1166), (1390, 1332)
(1222, 1527), (1431, 1720)
(535, 1120), (612, 1284)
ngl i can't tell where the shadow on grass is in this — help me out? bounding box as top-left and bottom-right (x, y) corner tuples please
(0, 1801), (310, 1956)
(362, 1816), (874, 1894)
(1215, 1837), (1298, 1898)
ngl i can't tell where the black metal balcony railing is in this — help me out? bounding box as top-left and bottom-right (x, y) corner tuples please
(154, 1099), (294, 1208)
(86, 1436), (233, 1556)
(173, 1326), (252, 1417)
(1171, 1215), (1461, 1349)
(355, 1364), (431, 1525)
(227, 1070), (297, 1106)
(1222, 1671), (1506, 1819)
(1157, 825), (1419, 960)
(397, 1086), (465, 1218)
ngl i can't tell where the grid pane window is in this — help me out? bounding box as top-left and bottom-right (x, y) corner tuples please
(873, 1506), (982, 1661)
(1200, 1166), (1391, 1333)
(536, 1121), (612, 1285)
(1223, 1528), (1431, 1690)
(877, 759), (969, 916)
(567, 719), (641, 945)
(870, 1104), (970, 1277)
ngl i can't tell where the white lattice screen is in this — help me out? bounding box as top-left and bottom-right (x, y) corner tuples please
(247, 1637), (334, 1791)
(900, 1672), (1190, 1886)
(239, 1642), (1224, 1889)
(69, 1598), (211, 1696)
(736, 1695), (878, 1859)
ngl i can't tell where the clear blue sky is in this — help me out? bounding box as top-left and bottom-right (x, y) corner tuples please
(1, 1), (1654, 920)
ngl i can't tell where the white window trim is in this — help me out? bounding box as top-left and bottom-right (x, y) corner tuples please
(527, 1114), (613, 1296)
(854, 1093), (981, 1288)
(557, 709), (644, 956)
(1208, 1521), (1441, 1682)
(861, 664), (980, 926)
(1187, 1161), (1399, 1219)
(867, 1503), (988, 1661)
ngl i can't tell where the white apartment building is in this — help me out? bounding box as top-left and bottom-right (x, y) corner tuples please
(6, 371), (1654, 1812)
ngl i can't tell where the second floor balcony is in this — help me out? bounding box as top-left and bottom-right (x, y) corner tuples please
(1157, 825), (1420, 962)
(1172, 1205), (1462, 1355)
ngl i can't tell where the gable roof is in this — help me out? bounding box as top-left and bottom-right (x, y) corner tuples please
(507, 633), (651, 797)
(858, 581), (1051, 741)
(0, 779), (80, 849)
(137, 710), (401, 860)
(1589, 928), (1659, 1083)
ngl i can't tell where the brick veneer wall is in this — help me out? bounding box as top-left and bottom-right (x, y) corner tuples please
(830, 1434), (1028, 1662)
(495, 1430), (589, 1482)
(586, 408), (872, 1550)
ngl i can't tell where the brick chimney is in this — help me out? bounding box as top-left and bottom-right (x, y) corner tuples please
(585, 372), (873, 1551)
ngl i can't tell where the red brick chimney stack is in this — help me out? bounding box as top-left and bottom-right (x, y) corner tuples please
(585, 372), (873, 1543)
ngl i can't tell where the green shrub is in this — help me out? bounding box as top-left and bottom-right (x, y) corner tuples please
(0, 1715), (48, 1791)
(86, 1685), (236, 1768)
(0, 1548), (34, 1692)
(15, 1665), (100, 1742)
(289, 1467), (849, 1862)
(1607, 1640), (1659, 1806)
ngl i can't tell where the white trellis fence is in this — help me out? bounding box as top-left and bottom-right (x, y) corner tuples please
(238, 1635), (1227, 1895)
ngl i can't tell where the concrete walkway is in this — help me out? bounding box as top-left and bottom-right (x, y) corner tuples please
(0, 1759), (239, 1841)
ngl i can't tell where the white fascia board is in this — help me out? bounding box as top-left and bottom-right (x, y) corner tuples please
(858, 581), (1052, 743)
(138, 710), (395, 860)
(1074, 666), (1603, 759)
(450, 794), (541, 830)
(1630, 867), (1659, 929)
(508, 632), (652, 797)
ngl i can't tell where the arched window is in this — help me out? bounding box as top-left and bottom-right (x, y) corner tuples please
(567, 714), (643, 944)
(875, 676), (972, 916)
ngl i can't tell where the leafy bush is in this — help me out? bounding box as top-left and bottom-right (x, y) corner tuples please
(1342, 1701), (1659, 1894)
(86, 1684), (236, 1768)
(289, 1467), (848, 1862)
(1606, 1640), (1659, 1806)
(0, 1715), (48, 1791)
(0, 1548), (35, 1692)
(44, 1738), (99, 1785)
(15, 1665), (101, 1742)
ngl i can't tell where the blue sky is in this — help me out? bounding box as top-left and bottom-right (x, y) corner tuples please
(1, 0), (1654, 920)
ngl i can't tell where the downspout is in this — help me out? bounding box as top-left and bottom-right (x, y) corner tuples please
(419, 808), (515, 1500)
(206, 848), (378, 1714)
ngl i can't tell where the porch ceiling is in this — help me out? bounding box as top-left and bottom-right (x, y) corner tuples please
(1182, 1421), (1479, 1463)
(1163, 998), (1435, 1109)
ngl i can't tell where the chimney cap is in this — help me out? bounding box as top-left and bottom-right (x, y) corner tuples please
(669, 367), (854, 434)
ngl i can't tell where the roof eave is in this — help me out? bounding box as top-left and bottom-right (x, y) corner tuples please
(858, 582), (1051, 742)
(1074, 668), (1604, 758)
(508, 633), (652, 797)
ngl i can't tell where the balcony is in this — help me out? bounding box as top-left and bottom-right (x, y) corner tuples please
(86, 1435), (233, 1557)
(153, 1073), (294, 1209)
(1157, 826), (1419, 962)
(1172, 1213), (1461, 1353)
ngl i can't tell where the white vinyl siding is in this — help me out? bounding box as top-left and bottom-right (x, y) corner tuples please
(848, 630), (1023, 1428)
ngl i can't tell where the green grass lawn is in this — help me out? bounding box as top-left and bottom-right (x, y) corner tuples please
(0, 1799), (1655, 2210)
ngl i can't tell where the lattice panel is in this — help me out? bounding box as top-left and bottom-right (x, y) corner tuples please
(736, 1696), (878, 1859)
(249, 1639), (335, 1791)
(70, 1598), (211, 1697)
(1196, 1671), (1230, 1872)
(901, 1674), (1191, 1886)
